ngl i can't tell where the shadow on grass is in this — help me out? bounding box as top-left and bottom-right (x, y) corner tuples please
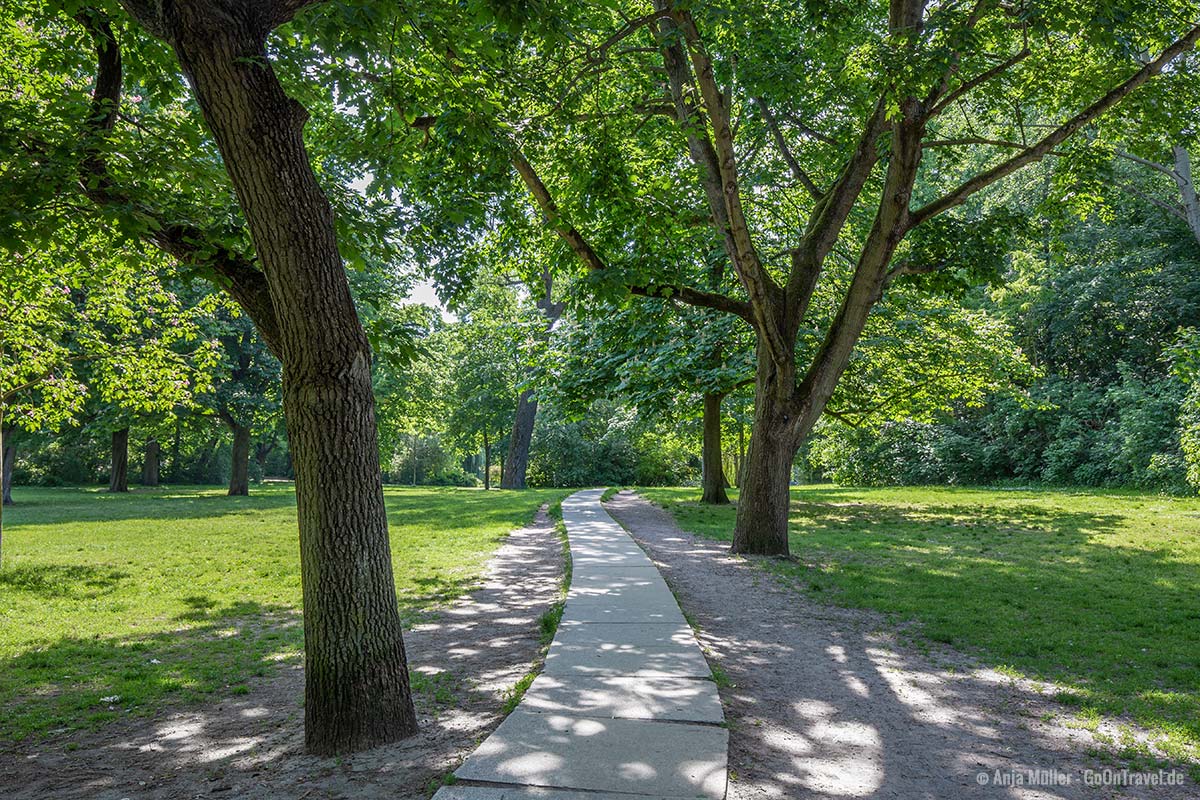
(0, 600), (302, 742)
(0, 564), (128, 598)
(5, 485), (557, 532)
(2, 486), (300, 528)
(662, 490), (1200, 763)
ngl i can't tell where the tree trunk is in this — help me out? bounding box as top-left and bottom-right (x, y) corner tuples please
(141, 439), (160, 486)
(195, 434), (220, 480)
(1174, 145), (1200, 247)
(501, 389), (537, 489)
(229, 423), (251, 496)
(731, 419), (796, 555)
(731, 344), (798, 556)
(158, 12), (416, 754)
(700, 393), (729, 504)
(108, 428), (129, 493)
(255, 439), (276, 476)
(483, 431), (491, 491)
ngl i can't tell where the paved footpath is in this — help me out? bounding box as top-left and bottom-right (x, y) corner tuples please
(433, 488), (728, 800)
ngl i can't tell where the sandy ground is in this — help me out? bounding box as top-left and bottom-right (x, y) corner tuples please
(0, 507), (564, 800)
(603, 490), (1197, 800)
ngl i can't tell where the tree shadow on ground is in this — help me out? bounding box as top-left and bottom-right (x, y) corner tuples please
(5, 485), (557, 534)
(0, 507), (565, 800)
(642, 491), (1200, 778)
(3, 486), (300, 527)
(0, 564), (128, 598)
(611, 492), (1200, 799)
(0, 600), (303, 742)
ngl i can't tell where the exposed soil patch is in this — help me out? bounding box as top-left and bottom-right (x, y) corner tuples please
(0, 508), (563, 800)
(603, 491), (1194, 800)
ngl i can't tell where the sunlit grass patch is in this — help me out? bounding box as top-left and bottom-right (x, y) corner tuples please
(0, 484), (566, 740)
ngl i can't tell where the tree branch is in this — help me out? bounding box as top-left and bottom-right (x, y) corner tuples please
(511, 146), (751, 322)
(74, 8), (283, 357)
(790, 96), (889, 296)
(267, 0), (330, 29)
(652, 11), (739, 277)
(510, 147), (607, 273)
(629, 283), (753, 323)
(929, 46), (1030, 116)
(756, 97), (822, 200)
(1115, 148), (1176, 178)
(667, 6), (791, 366)
(909, 24), (1200, 229)
(1123, 185), (1188, 221)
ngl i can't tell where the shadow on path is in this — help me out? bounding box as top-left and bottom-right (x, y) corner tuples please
(605, 490), (1194, 800)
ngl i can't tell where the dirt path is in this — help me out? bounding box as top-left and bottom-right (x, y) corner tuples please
(0, 508), (563, 800)
(603, 491), (1193, 800)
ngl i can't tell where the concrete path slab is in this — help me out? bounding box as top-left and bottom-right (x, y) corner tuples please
(552, 621), (696, 648)
(433, 787), (651, 800)
(436, 488), (728, 800)
(521, 674), (724, 723)
(544, 639), (711, 678)
(567, 576), (675, 598)
(453, 709), (728, 799)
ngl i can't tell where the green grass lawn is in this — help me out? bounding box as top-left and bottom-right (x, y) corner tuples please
(0, 484), (566, 741)
(640, 485), (1200, 766)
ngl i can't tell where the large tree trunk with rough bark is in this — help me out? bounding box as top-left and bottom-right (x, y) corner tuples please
(141, 439), (159, 486)
(229, 423), (250, 496)
(139, 6), (417, 754)
(731, 346), (799, 555)
(108, 428), (129, 493)
(700, 393), (729, 504)
(501, 389), (536, 489)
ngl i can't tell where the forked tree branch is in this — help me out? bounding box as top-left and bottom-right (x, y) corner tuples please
(668, 6), (792, 366)
(929, 46), (1030, 116)
(909, 23), (1200, 229)
(510, 146), (752, 322)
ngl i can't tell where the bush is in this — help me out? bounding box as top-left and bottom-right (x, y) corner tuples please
(527, 403), (696, 488)
(425, 464), (480, 487)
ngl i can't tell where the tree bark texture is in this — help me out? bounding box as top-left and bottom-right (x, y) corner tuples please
(141, 438), (160, 486)
(700, 393), (729, 504)
(229, 423), (251, 496)
(501, 389), (536, 489)
(109, 427), (129, 493)
(132, 3), (417, 754)
(731, 346), (799, 555)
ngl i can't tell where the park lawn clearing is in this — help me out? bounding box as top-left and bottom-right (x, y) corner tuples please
(0, 484), (567, 741)
(640, 485), (1200, 767)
